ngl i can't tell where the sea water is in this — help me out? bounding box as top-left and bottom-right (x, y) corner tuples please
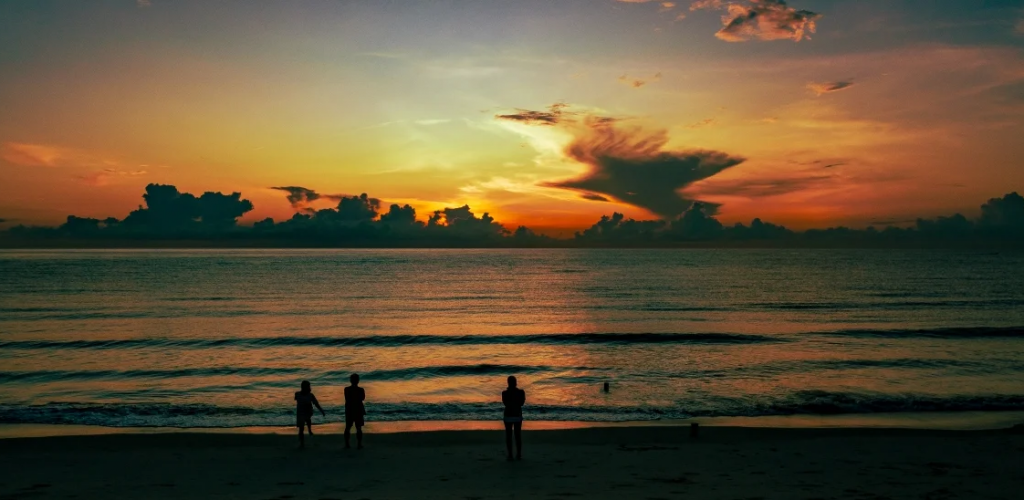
(1, 249), (1022, 428)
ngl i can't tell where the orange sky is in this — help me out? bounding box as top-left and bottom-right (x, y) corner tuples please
(1, 1), (1023, 235)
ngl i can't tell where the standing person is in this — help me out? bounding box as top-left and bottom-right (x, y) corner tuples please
(502, 375), (526, 461)
(344, 373), (366, 449)
(295, 380), (325, 449)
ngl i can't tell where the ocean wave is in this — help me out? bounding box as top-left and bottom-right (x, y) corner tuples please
(2, 391), (1023, 427)
(754, 299), (1024, 311)
(0, 364), (602, 383)
(828, 326), (1024, 339)
(0, 332), (781, 350)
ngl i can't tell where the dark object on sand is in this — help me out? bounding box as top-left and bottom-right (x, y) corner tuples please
(603, 382), (610, 393)
(690, 422), (699, 438)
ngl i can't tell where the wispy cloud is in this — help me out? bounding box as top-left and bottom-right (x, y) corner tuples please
(618, 72), (662, 89)
(136, 0), (151, 8)
(686, 118), (716, 129)
(1, 142), (114, 168)
(495, 103), (573, 126)
(807, 80), (856, 96)
(78, 168), (147, 187)
(2, 142), (154, 187)
(414, 119), (451, 126)
(617, 0), (684, 19)
(690, 174), (833, 197)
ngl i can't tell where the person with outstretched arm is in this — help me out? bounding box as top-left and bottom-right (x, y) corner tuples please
(295, 380), (325, 449)
(344, 373), (366, 449)
(502, 375), (526, 461)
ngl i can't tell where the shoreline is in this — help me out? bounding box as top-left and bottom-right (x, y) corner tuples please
(2, 422), (1021, 499)
(3, 410), (1022, 439)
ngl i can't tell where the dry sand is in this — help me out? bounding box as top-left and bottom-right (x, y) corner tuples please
(1, 425), (1022, 499)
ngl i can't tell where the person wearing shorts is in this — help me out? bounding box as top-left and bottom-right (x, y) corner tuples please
(344, 373), (366, 449)
(502, 375), (526, 460)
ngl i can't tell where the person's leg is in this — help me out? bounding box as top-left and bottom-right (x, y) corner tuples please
(504, 423), (514, 459)
(344, 421), (352, 448)
(307, 418), (314, 435)
(298, 425), (305, 448)
(514, 422), (522, 459)
(355, 422), (363, 449)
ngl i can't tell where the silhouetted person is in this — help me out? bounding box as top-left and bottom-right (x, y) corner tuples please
(502, 375), (526, 460)
(295, 380), (325, 449)
(344, 373), (366, 449)
(603, 382), (610, 393)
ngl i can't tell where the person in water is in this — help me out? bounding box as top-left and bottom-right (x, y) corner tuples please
(502, 375), (526, 460)
(295, 380), (325, 449)
(344, 373), (366, 449)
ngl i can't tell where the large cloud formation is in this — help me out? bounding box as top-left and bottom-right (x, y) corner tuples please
(497, 105), (745, 218)
(693, 0), (821, 42)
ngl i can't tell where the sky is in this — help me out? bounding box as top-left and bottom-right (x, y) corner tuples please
(1, 0), (1023, 235)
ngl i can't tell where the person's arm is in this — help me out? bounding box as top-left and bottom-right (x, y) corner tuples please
(501, 390), (509, 407)
(360, 388), (365, 403)
(312, 395), (325, 417)
(519, 390), (526, 407)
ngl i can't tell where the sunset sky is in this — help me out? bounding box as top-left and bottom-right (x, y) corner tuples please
(1, 0), (1023, 235)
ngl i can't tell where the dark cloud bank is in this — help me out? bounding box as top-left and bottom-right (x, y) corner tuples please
(4, 183), (1024, 248)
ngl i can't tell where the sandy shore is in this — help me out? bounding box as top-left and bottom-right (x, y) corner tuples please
(1, 425), (1022, 499)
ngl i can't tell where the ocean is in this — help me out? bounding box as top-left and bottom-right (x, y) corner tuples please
(1, 249), (1023, 428)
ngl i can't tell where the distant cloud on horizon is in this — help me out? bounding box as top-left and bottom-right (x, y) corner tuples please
(807, 80), (856, 96)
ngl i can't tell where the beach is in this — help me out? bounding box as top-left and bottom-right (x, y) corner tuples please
(2, 425), (1022, 499)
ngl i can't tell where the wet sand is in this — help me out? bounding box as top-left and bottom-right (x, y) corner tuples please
(1, 425), (1022, 499)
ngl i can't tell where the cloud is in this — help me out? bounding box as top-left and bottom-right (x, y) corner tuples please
(137, 0), (151, 7)
(689, 0), (724, 10)
(808, 81), (856, 96)
(581, 193), (611, 202)
(2, 143), (78, 167)
(78, 168), (147, 187)
(690, 174), (832, 197)
(686, 118), (716, 129)
(113, 184), (255, 233)
(8, 184), (1024, 247)
(414, 119), (451, 126)
(692, 0), (821, 42)
(1, 142), (128, 174)
(496, 104), (745, 218)
(494, 103), (571, 126)
(979, 192), (1024, 228)
(271, 186), (324, 208)
(618, 72), (662, 89)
